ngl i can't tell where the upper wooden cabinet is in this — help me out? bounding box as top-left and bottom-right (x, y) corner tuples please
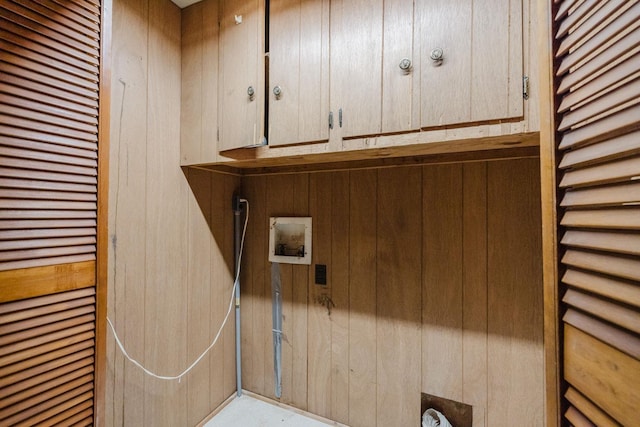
(268, 0), (330, 147)
(181, 0), (537, 166)
(218, 0), (265, 151)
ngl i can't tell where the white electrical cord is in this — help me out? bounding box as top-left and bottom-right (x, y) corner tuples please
(107, 199), (250, 382)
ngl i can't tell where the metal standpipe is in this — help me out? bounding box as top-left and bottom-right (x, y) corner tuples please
(233, 195), (243, 397)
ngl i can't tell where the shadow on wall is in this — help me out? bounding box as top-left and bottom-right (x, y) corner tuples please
(182, 166), (239, 276)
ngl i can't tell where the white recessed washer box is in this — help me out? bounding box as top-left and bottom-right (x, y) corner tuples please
(269, 217), (312, 265)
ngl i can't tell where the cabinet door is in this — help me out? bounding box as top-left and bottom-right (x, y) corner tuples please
(268, 0), (330, 147)
(218, 0), (264, 151)
(331, 0), (383, 138)
(382, 0), (419, 134)
(418, 0), (523, 127)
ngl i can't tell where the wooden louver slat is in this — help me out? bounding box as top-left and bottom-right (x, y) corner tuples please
(564, 309), (640, 359)
(0, 288), (96, 426)
(556, 3), (640, 76)
(565, 387), (621, 427)
(563, 288), (640, 334)
(556, 0), (637, 58)
(555, 1), (640, 425)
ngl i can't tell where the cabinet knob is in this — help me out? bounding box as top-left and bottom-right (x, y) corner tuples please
(399, 58), (412, 72)
(430, 48), (444, 64)
(273, 85), (282, 98)
(247, 86), (255, 99)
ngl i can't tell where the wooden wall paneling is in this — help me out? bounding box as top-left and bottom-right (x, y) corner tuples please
(240, 175), (267, 396)
(265, 175), (295, 402)
(185, 168), (212, 426)
(330, 171), (349, 424)
(487, 158), (543, 426)
(209, 172), (229, 406)
(108, 0), (149, 424)
(471, 0), (523, 122)
(330, 0), (383, 138)
(419, 0), (472, 127)
(377, 167), (422, 427)
(291, 173), (310, 410)
(143, 1), (187, 425)
(381, 0), (418, 133)
(347, 169), (377, 427)
(307, 172), (333, 417)
(462, 162), (488, 427)
(222, 173), (239, 398)
(422, 164), (464, 401)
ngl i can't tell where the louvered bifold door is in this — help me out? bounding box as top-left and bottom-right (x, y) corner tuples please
(553, 1), (640, 426)
(0, 0), (107, 425)
(0, 0), (101, 271)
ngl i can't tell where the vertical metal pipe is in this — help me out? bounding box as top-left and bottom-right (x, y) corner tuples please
(234, 204), (242, 397)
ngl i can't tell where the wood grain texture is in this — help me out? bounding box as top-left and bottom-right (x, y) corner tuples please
(180, 0), (219, 165)
(307, 172), (333, 418)
(218, 0), (264, 150)
(422, 164), (464, 403)
(347, 169), (377, 427)
(269, 0), (330, 146)
(240, 159), (544, 426)
(330, 0), (383, 138)
(291, 173), (310, 410)
(377, 167), (422, 427)
(419, 0), (472, 126)
(106, 1), (239, 425)
(487, 159), (543, 427)
(330, 171), (350, 424)
(108, 0), (150, 424)
(382, 0), (418, 133)
(462, 162), (488, 427)
(0, 261), (95, 303)
(565, 325), (640, 427)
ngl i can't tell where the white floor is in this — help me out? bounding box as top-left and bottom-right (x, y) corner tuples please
(203, 395), (337, 427)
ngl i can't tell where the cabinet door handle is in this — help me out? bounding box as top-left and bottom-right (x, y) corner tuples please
(273, 85), (282, 98)
(430, 48), (444, 65)
(247, 86), (255, 99)
(399, 58), (412, 71)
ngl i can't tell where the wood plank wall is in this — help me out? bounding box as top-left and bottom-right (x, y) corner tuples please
(240, 158), (544, 427)
(106, 1), (239, 425)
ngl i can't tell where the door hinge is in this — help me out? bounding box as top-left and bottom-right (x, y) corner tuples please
(523, 75), (530, 100)
(329, 111), (334, 130)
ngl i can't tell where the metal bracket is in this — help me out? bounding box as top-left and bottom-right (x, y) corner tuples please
(523, 76), (530, 100)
